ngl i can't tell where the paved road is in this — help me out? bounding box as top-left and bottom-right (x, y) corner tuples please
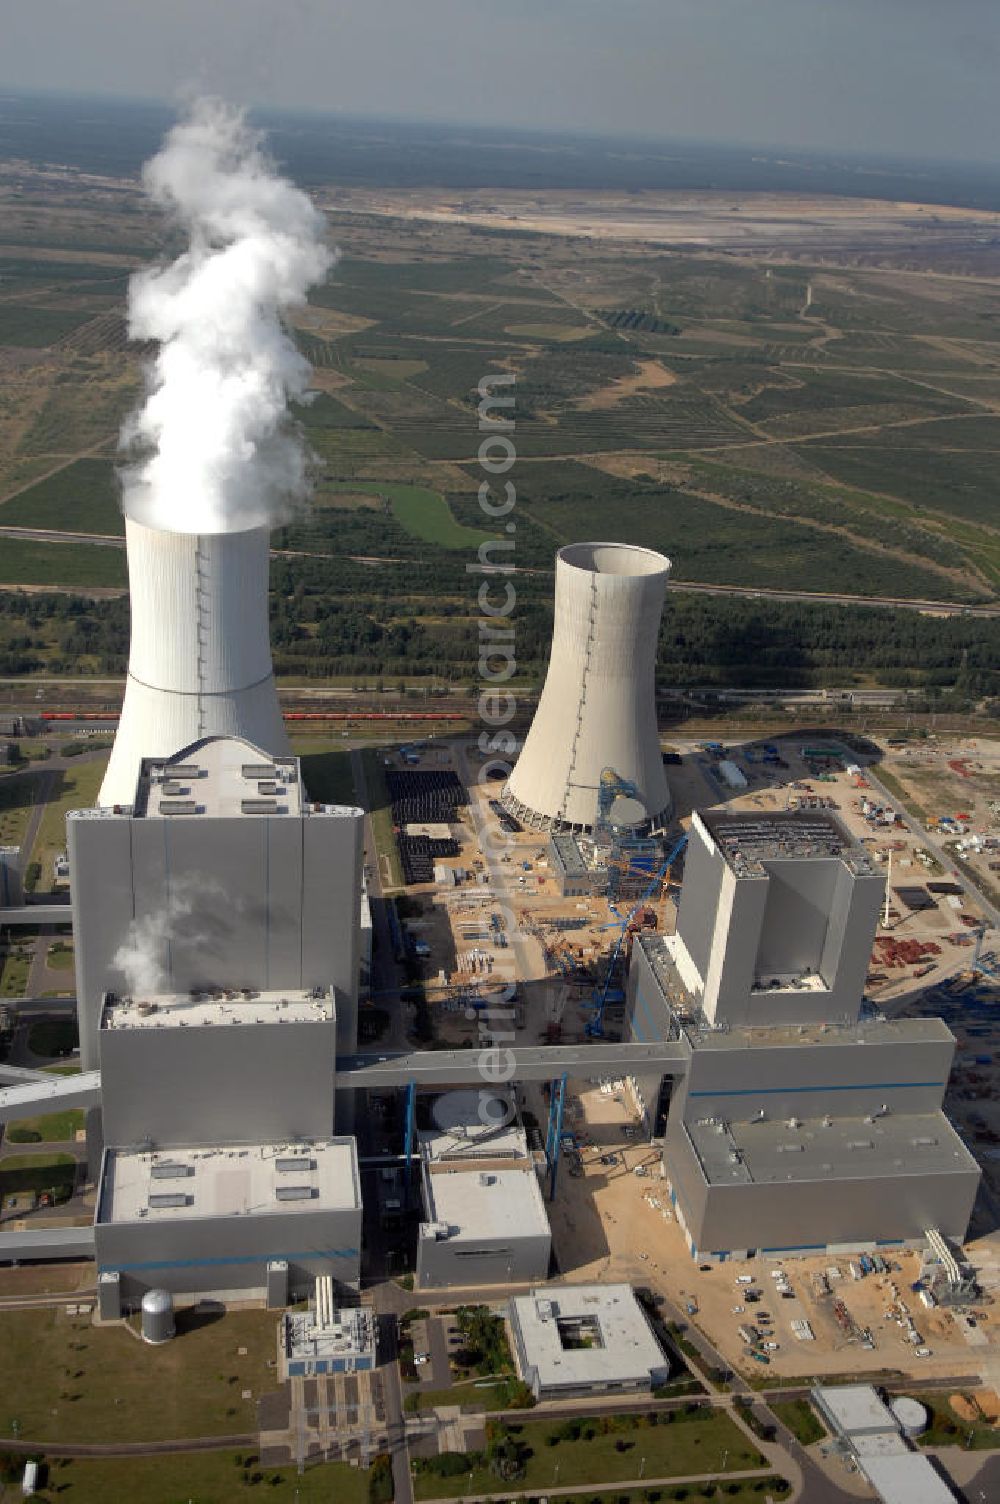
(379, 1315), (415, 1504)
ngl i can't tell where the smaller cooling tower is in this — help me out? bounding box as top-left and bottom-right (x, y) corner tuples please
(99, 517), (289, 807)
(502, 542), (671, 831)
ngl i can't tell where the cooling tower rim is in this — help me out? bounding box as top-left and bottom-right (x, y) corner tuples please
(122, 509), (272, 541)
(558, 541), (671, 579)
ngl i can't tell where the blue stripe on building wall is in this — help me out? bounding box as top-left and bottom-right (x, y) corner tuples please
(688, 1081), (945, 1098)
(98, 1248), (358, 1274)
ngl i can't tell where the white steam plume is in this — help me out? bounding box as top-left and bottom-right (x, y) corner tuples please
(119, 98), (335, 535)
(112, 892), (196, 999)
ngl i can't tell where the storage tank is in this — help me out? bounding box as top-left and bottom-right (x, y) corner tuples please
(890, 1396), (928, 1437)
(98, 516), (289, 808)
(140, 1287), (176, 1345)
(502, 542), (671, 831)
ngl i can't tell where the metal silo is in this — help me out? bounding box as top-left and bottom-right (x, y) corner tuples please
(502, 542), (671, 831)
(140, 1286), (176, 1345)
(99, 516), (289, 807)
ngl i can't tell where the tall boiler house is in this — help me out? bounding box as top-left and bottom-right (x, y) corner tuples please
(99, 517), (289, 808)
(502, 542), (672, 832)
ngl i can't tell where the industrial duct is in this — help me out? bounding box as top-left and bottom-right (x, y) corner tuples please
(99, 516), (289, 807)
(502, 542), (671, 831)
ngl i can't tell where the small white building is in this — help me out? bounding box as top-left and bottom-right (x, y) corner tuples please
(508, 1284), (669, 1400)
(811, 1385), (957, 1504)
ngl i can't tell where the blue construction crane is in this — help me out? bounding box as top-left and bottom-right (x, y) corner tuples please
(585, 831), (688, 1039)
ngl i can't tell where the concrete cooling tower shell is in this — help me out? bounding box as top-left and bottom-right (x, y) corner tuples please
(502, 542), (671, 831)
(99, 517), (289, 807)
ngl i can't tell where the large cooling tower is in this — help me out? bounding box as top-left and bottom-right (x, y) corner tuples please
(501, 542), (671, 831)
(99, 517), (289, 807)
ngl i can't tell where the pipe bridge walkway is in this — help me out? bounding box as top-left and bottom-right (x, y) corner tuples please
(335, 1039), (689, 1089)
(0, 1070), (102, 1121)
(0, 1042), (688, 1122)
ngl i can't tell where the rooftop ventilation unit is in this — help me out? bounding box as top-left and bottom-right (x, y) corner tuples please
(148, 1192), (192, 1208)
(276, 1185), (316, 1201)
(276, 1157), (317, 1173)
(150, 1163), (194, 1180)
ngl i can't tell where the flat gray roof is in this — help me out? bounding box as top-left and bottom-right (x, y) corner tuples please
(99, 1139), (360, 1225)
(812, 1384), (899, 1436)
(860, 1453), (957, 1504)
(687, 1111), (979, 1187)
(102, 987), (334, 1030)
(421, 1164), (550, 1244)
(510, 1284), (667, 1390)
(549, 831), (590, 878)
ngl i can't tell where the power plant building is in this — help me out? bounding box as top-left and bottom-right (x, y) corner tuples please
(69, 735), (364, 1069)
(502, 543), (672, 832)
(99, 987), (337, 1148)
(94, 1138), (361, 1303)
(626, 810), (980, 1259)
(416, 1121), (551, 1289)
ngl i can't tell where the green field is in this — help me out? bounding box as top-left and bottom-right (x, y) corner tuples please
(5, 1105), (84, 1142)
(0, 1307), (282, 1443)
(7, 1451), (374, 1504)
(411, 1411), (766, 1499)
(0, 457), (123, 535)
(768, 1397), (826, 1446)
(28, 755), (109, 891)
(0, 1153), (76, 1204)
(0, 539), (125, 588)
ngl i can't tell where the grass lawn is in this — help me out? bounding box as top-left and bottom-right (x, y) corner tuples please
(913, 1391), (1000, 1450)
(298, 748), (357, 805)
(0, 770), (40, 849)
(29, 753), (108, 891)
(405, 1376), (532, 1413)
(0, 538), (126, 588)
(0, 948), (31, 998)
(411, 1411), (766, 1499)
(46, 941), (74, 971)
(26, 1018), (78, 1058)
(4, 1106), (84, 1142)
(0, 1308), (284, 1444)
(362, 748), (404, 890)
(385, 483), (496, 551)
(768, 1398), (826, 1446)
(0, 1152), (76, 1204)
(22, 1450), (374, 1503)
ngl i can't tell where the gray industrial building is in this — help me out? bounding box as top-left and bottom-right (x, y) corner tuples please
(99, 987), (337, 1148)
(416, 1121), (551, 1289)
(625, 809), (980, 1260)
(94, 1137), (361, 1305)
(69, 735), (364, 1069)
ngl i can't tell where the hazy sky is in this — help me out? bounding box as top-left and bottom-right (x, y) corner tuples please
(3, 0), (1000, 162)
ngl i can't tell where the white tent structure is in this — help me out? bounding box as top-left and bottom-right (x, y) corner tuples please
(502, 542), (671, 831)
(99, 517), (288, 807)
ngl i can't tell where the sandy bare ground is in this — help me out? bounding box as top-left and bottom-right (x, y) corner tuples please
(575, 358), (676, 410)
(321, 187), (1000, 253)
